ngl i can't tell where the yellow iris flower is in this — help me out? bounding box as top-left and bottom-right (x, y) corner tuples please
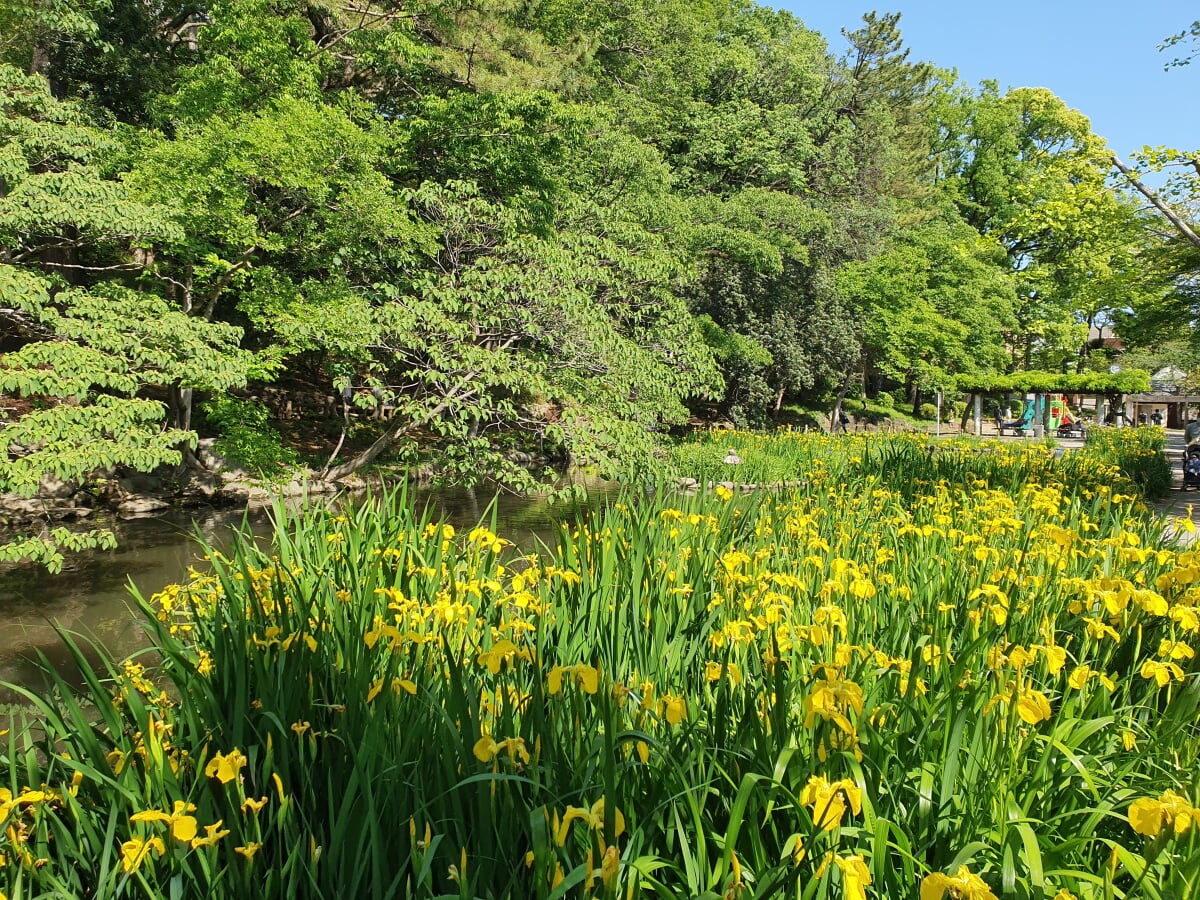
(204, 748), (247, 785)
(921, 865), (999, 900)
(120, 835), (165, 873)
(1128, 789), (1200, 837)
(800, 775), (862, 831)
(130, 799), (199, 843)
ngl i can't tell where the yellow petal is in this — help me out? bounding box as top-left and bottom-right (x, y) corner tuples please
(171, 815), (198, 843)
(473, 737), (497, 764)
(1129, 798), (1164, 837)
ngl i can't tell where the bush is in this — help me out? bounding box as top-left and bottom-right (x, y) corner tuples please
(873, 393), (895, 410)
(918, 402), (938, 420)
(1084, 425), (1172, 499)
(203, 395), (298, 477)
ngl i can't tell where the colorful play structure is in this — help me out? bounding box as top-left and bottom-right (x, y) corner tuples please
(997, 394), (1084, 437)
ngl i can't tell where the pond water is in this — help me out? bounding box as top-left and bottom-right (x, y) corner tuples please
(0, 482), (617, 695)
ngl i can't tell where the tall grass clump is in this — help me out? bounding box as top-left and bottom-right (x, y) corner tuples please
(2, 437), (1198, 899)
(667, 429), (834, 485)
(1084, 426), (1172, 499)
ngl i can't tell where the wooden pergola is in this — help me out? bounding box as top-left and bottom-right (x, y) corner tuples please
(955, 371), (1153, 438)
(1127, 393), (1200, 429)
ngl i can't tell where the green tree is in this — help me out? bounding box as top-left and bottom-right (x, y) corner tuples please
(935, 82), (1151, 370)
(839, 215), (1016, 412)
(1, 63), (257, 569)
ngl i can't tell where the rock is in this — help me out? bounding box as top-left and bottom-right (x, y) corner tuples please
(278, 477), (309, 498)
(219, 482), (274, 505)
(335, 474), (368, 491)
(184, 470), (223, 499)
(196, 439), (249, 481)
(39, 475), (76, 499)
(118, 473), (166, 495)
(118, 496), (171, 516)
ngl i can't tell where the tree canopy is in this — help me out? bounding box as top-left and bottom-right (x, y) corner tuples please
(0, 0), (1187, 565)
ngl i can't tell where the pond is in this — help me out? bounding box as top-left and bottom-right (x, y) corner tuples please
(0, 482), (617, 695)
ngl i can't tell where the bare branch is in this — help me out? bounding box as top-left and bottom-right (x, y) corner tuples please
(1112, 154), (1200, 250)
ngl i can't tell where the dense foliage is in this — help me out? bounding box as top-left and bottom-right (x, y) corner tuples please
(0, 0), (1186, 567)
(2, 432), (1197, 899)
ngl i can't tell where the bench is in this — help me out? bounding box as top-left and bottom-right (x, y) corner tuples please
(1056, 423), (1087, 440)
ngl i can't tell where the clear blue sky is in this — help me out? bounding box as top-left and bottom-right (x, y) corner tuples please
(774, 1), (1199, 160)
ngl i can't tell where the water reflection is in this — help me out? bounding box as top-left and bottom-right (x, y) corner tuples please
(0, 482), (617, 693)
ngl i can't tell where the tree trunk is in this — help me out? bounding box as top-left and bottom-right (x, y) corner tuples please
(324, 416), (423, 482)
(959, 393), (974, 432)
(169, 386), (193, 432)
(30, 42), (50, 79)
(830, 373), (851, 432)
(324, 376), (480, 481)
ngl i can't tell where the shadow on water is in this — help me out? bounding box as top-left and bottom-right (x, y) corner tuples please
(0, 480), (619, 697)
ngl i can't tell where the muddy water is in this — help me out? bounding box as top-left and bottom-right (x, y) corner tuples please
(0, 483), (616, 693)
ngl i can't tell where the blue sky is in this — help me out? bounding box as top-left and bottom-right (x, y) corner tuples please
(775, 1), (1199, 160)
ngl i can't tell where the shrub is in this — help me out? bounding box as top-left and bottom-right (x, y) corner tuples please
(203, 395), (298, 477)
(1085, 425), (1172, 499)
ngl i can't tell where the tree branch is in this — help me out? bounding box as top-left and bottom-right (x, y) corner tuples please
(1112, 154), (1200, 250)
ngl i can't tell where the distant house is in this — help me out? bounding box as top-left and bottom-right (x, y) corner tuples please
(1086, 325), (1124, 353)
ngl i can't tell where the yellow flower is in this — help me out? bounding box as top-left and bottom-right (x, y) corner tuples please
(803, 677), (864, 734)
(235, 842), (263, 860)
(120, 835), (165, 873)
(921, 865), (999, 900)
(662, 694), (687, 726)
(1139, 659), (1185, 687)
(478, 639), (519, 674)
(600, 844), (620, 892)
(1128, 790), (1200, 837)
(472, 734), (530, 765)
(130, 800), (198, 843)
(800, 775), (862, 831)
(828, 854), (872, 900)
(366, 678), (385, 703)
(204, 748), (247, 785)
(547, 664), (599, 695)
(242, 796), (269, 815)
(1015, 687), (1052, 725)
(1158, 639), (1195, 662)
(555, 797), (625, 846)
(190, 820), (230, 849)
(1037, 644), (1067, 675)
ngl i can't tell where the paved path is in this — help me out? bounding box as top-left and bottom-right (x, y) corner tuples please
(1152, 429), (1197, 546)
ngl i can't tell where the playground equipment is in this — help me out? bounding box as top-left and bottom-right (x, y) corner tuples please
(997, 395), (1084, 437)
